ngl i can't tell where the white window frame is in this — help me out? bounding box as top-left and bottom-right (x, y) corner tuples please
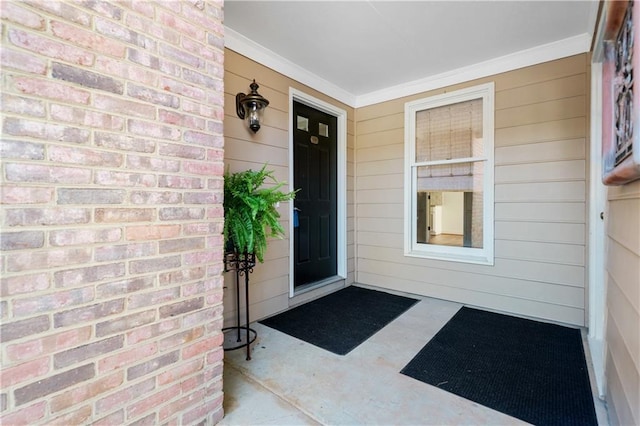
(404, 82), (495, 265)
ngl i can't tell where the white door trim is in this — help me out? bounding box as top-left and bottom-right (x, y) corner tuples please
(288, 88), (347, 297)
(588, 57), (607, 398)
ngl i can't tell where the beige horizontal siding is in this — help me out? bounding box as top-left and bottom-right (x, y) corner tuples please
(358, 245), (585, 288)
(357, 112), (403, 135)
(225, 137), (289, 167)
(358, 258), (585, 306)
(357, 272), (585, 325)
(495, 222), (585, 245)
(494, 54), (586, 91)
(495, 95), (586, 128)
(223, 49), (355, 325)
(495, 202), (586, 222)
(495, 160), (585, 183)
(496, 117), (586, 147)
(496, 138), (586, 165)
(495, 181), (585, 202)
(356, 174), (403, 190)
(354, 54), (589, 326)
(357, 143), (403, 162)
(494, 240), (584, 266)
(605, 182), (640, 426)
(358, 189), (404, 204)
(357, 203), (403, 218)
(358, 231), (403, 249)
(357, 159), (404, 177)
(496, 73), (586, 110)
(358, 128), (404, 148)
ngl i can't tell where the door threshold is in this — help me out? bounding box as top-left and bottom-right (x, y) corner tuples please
(293, 276), (343, 297)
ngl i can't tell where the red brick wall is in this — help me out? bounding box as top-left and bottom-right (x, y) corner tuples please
(0, 1), (225, 424)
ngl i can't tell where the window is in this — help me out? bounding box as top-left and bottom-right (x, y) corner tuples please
(404, 83), (494, 265)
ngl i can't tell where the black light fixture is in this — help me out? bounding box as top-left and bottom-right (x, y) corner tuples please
(236, 79), (269, 133)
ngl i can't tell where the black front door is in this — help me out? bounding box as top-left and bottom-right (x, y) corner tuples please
(293, 101), (337, 288)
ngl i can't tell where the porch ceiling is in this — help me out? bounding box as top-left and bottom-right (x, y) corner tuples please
(224, 1), (599, 106)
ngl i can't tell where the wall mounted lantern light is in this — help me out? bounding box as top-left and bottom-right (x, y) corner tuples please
(236, 79), (269, 133)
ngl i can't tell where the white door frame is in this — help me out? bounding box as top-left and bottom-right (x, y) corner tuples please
(588, 13), (608, 398)
(288, 88), (347, 297)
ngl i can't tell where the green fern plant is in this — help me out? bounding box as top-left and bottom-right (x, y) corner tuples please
(223, 165), (296, 263)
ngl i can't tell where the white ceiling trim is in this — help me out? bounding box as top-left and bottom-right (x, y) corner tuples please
(356, 33), (593, 108)
(224, 27), (357, 107)
(225, 26), (592, 109)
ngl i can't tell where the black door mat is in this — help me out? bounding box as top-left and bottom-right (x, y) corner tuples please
(401, 307), (598, 426)
(259, 285), (420, 355)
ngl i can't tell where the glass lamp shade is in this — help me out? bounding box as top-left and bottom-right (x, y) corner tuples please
(236, 80), (269, 133)
(245, 101), (265, 133)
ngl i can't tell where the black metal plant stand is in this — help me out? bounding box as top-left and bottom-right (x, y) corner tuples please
(222, 251), (257, 360)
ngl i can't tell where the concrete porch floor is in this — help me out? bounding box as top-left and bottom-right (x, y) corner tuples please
(219, 290), (609, 425)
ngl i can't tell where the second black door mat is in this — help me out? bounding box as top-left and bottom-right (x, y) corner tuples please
(400, 307), (598, 426)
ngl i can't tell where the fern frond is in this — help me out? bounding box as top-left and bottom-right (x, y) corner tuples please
(223, 164), (296, 263)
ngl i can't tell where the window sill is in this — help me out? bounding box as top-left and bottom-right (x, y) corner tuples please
(404, 249), (494, 266)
